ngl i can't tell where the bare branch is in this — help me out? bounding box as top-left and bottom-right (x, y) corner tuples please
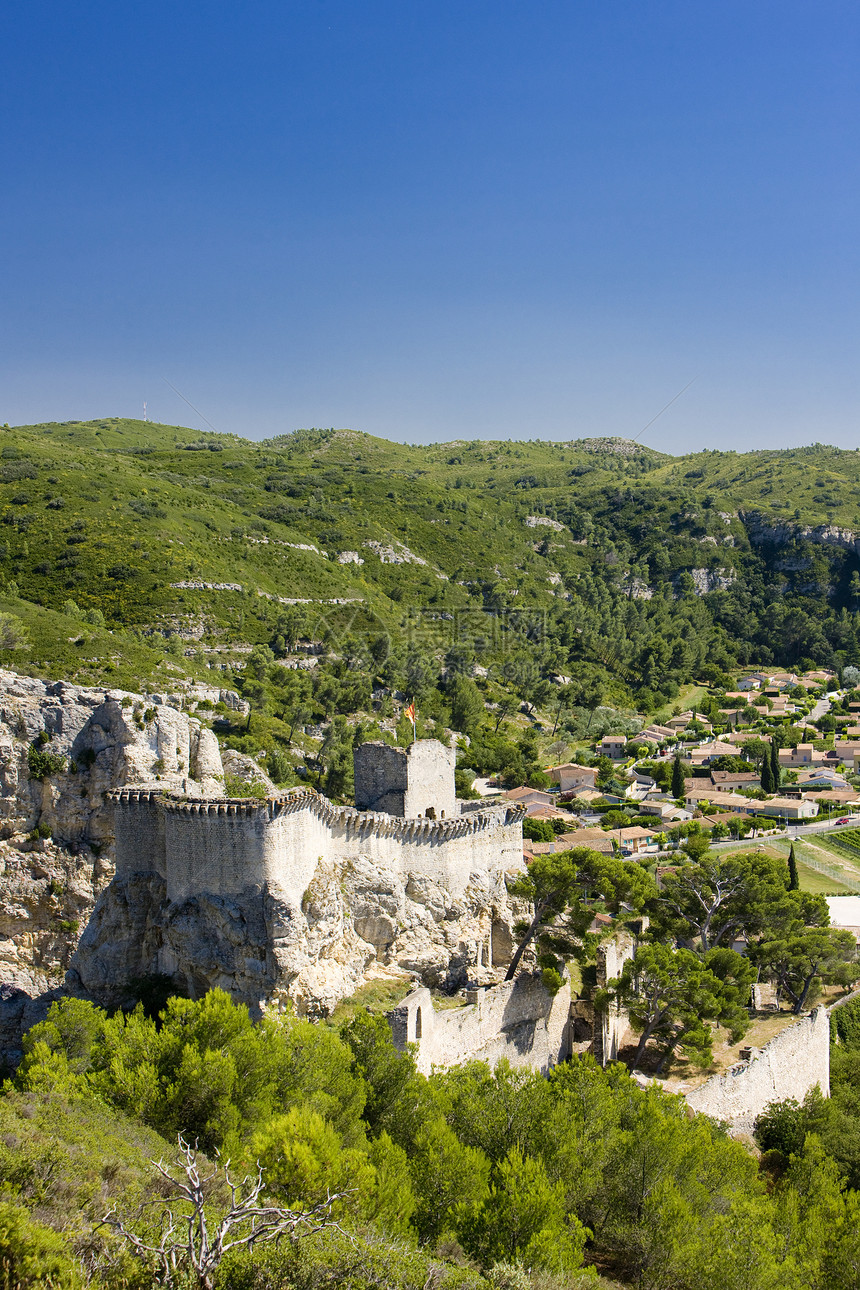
(101, 1134), (353, 1290)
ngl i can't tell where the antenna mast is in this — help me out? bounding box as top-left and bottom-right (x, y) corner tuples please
(143, 401), (148, 422)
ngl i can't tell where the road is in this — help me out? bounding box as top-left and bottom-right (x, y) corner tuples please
(807, 688), (842, 725)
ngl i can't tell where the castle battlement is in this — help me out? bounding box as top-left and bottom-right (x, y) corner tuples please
(76, 739), (526, 1018)
(108, 784), (525, 836)
(108, 740), (525, 906)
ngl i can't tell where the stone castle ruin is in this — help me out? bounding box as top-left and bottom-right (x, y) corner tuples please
(0, 669), (834, 1127)
(70, 739), (527, 1015)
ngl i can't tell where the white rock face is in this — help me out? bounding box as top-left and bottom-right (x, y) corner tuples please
(0, 669), (226, 1004)
(71, 840), (521, 1020)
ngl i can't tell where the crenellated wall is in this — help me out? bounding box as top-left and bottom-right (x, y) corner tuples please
(109, 786), (526, 906)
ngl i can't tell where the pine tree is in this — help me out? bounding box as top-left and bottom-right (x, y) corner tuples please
(787, 842), (799, 891)
(671, 753), (685, 799)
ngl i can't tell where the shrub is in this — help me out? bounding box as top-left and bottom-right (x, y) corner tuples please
(27, 744), (66, 780)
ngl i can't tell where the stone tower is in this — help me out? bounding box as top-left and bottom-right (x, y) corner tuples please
(353, 738), (457, 819)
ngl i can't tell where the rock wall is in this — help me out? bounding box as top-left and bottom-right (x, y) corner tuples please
(685, 1006), (830, 1132)
(388, 973), (571, 1075)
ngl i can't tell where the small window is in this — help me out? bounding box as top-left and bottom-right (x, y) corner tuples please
(415, 1007), (422, 1039)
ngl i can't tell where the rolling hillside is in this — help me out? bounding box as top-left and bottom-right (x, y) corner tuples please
(0, 419), (858, 708)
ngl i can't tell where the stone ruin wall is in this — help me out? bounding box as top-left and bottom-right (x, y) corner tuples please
(111, 787), (525, 910)
(389, 973), (572, 1076)
(593, 923), (642, 1063)
(684, 1005), (831, 1133)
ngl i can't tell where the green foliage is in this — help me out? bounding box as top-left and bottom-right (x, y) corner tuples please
(753, 926), (858, 1014)
(26, 741), (67, 780)
(0, 1197), (81, 1287)
(649, 851), (820, 953)
(522, 817), (554, 842)
(457, 1146), (588, 1272)
(16, 981), (860, 1287)
(505, 849), (653, 990)
(788, 842), (800, 891)
(671, 753), (685, 799)
(20, 990), (366, 1156)
(604, 943), (753, 1072)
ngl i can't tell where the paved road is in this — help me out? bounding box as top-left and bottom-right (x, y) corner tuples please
(807, 689), (842, 724)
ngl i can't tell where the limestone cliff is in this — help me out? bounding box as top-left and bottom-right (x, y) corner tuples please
(0, 670), (227, 999)
(70, 788), (524, 1019)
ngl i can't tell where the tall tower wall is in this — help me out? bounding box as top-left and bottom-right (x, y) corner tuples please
(353, 739), (456, 818)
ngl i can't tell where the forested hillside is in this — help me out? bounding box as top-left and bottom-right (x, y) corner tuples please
(8, 987), (860, 1290)
(1, 419), (860, 713)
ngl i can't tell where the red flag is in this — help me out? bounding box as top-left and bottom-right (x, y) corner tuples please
(405, 701), (416, 722)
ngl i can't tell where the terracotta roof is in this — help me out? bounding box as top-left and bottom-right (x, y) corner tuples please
(505, 786), (553, 802)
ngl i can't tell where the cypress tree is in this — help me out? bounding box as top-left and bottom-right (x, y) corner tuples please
(761, 752), (774, 794)
(770, 737), (781, 790)
(671, 753), (685, 799)
(787, 842), (799, 891)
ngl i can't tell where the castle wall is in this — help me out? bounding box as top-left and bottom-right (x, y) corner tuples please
(111, 789), (526, 908)
(162, 803), (268, 902)
(354, 743), (408, 815)
(388, 973), (571, 1075)
(112, 791), (166, 879)
(685, 1006), (830, 1132)
(594, 924), (641, 1064)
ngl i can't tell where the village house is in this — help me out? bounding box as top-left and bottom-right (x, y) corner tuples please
(800, 790), (860, 810)
(801, 669), (837, 686)
(688, 739), (740, 766)
(553, 827), (615, 855)
(638, 799), (690, 823)
(778, 744), (816, 768)
(547, 762), (598, 793)
(524, 803), (569, 822)
(504, 786), (554, 810)
(608, 825), (656, 854)
(710, 769), (760, 792)
(685, 787), (751, 814)
(795, 767), (851, 791)
(599, 734), (627, 760)
(737, 675), (764, 691)
(748, 796), (818, 821)
(636, 725), (675, 749)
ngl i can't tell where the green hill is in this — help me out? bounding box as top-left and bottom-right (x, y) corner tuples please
(1, 417), (860, 716)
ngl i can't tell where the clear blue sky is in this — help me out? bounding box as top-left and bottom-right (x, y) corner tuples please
(2, 1), (858, 450)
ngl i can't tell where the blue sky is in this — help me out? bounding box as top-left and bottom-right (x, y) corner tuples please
(2, 1), (858, 450)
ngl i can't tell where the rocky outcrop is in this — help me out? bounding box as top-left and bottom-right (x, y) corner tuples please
(0, 670), (226, 1000)
(0, 672), (526, 1053)
(70, 845), (517, 1020)
(742, 511), (860, 555)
